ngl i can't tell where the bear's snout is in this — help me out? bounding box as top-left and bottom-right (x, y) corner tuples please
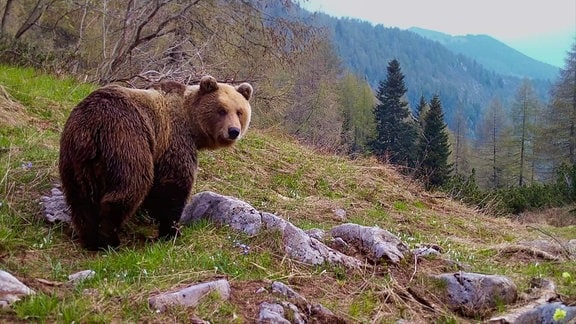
(228, 127), (241, 140)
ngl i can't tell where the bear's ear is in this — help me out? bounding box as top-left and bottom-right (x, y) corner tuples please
(236, 83), (253, 101)
(199, 75), (218, 94)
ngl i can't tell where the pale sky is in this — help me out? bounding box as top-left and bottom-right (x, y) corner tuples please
(301, 0), (576, 67)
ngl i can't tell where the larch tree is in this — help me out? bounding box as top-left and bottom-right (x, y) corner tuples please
(417, 94), (452, 189)
(451, 104), (471, 176)
(370, 59), (418, 168)
(510, 78), (541, 186)
(475, 97), (511, 189)
(544, 41), (576, 168)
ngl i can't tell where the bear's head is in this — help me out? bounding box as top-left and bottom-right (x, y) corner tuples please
(188, 76), (253, 150)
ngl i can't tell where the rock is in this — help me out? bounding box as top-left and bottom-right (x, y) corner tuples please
(433, 272), (517, 317)
(310, 303), (346, 324)
(330, 223), (409, 264)
(0, 270), (35, 308)
(305, 228), (325, 241)
(268, 281), (347, 323)
(257, 302), (290, 324)
(489, 302), (576, 324)
(68, 270), (95, 285)
(412, 246), (441, 258)
(271, 281), (308, 307)
(181, 191), (262, 235)
(40, 187), (71, 223)
(182, 191), (363, 268)
(282, 301), (307, 324)
(148, 279), (230, 312)
(517, 239), (574, 259)
(487, 278), (576, 323)
(568, 239), (576, 252)
(333, 208), (347, 221)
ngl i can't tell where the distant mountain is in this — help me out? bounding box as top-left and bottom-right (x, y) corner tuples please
(409, 27), (560, 80)
(267, 5), (555, 137)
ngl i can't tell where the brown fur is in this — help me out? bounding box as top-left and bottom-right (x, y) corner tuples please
(59, 76), (253, 250)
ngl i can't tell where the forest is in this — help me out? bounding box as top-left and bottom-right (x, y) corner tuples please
(0, 0), (575, 215)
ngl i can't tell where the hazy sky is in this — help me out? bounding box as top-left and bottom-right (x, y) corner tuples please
(301, 0), (576, 67)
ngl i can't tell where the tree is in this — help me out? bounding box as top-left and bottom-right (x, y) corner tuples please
(370, 59), (417, 167)
(283, 37), (344, 151)
(417, 94), (451, 189)
(414, 94), (428, 123)
(544, 41), (576, 168)
(338, 72), (376, 155)
(474, 97), (512, 188)
(510, 78), (541, 186)
(451, 104), (471, 176)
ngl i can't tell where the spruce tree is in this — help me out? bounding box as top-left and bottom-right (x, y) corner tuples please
(370, 59), (417, 167)
(418, 94), (452, 189)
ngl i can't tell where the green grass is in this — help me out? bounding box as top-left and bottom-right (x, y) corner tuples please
(0, 65), (575, 323)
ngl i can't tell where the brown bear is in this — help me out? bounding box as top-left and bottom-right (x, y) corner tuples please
(59, 76), (253, 250)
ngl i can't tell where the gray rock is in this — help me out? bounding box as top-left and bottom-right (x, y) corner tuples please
(0, 270), (35, 308)
(518, 239), (574, 259)
(567, 239), (576, 254)
(40, 187), (71, 223)
(268, 281), (345, 323)
(330, 223), (409, 264)
(182, 191), (362, 268)
(148, 279), (230, 312)
(305, 228), (325, 241)
(281, 301), (307, 324)
(68, 270), (95, 285)
(433, 272), (517, 317)
(181, 191), (262, 235)
(487, 278), (576, 323)
(333, 208), (347, 221)
(257, 302), (290, 324)
(412, 246), (441, 258)
(271, 281), (308, 307)
(513, 302), (576, 324)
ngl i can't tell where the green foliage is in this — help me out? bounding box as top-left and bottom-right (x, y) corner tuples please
(338, 72), (376, 155)
(446, 165), (576, 215)
(417, 95), (452, 189)
(370, 59), (418, 167)
(494, 184), (564, 214)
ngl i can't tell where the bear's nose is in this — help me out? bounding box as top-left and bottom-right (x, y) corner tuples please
(228, 127), (240, 140)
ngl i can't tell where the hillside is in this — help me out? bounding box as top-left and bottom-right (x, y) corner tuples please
(0, 66), (575, 322)
(409, 27), (560, 80)
(279, 7), (556, 134)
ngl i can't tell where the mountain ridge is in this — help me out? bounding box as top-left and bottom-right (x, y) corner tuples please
(408, 27), (560, 80)
(279, 6), (556, 135)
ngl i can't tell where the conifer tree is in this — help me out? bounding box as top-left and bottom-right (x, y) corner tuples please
(370, 59), (418, 167)
(417, 94), (452, 189)
(415, 95), (428, 123)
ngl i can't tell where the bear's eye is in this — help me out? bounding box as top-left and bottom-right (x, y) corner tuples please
(236, 111), (243, 117)
(218, 109), (227, 116)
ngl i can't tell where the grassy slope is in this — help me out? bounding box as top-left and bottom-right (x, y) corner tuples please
(0, 65), (574, 323)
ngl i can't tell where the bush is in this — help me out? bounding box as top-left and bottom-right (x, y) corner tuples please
(445, 166), (575, 215)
